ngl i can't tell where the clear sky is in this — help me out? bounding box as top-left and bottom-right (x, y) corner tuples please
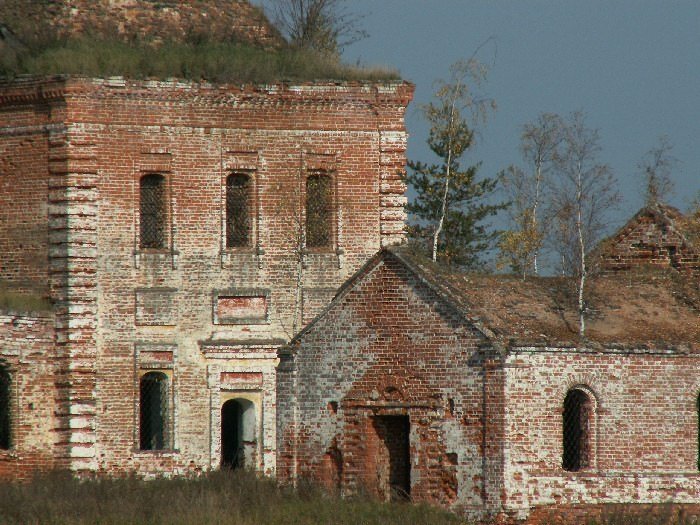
(257, 1), (700, 238)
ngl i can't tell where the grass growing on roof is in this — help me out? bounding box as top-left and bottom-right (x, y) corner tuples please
(0, 38), (399, 83)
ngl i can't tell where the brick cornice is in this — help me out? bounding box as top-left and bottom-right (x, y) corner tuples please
(0, 76), (414, 109)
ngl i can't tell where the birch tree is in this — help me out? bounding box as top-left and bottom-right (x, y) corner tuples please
(549, 111), (620, 336)
(498, 113), (563, 276)
(406, 56), (503, 268)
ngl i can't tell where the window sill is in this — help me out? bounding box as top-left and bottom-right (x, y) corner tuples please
(220, 247), (264, 269)
(134, 249), (179, 269)
(132, 449), (180, 456)
(0, 449), (18, 460)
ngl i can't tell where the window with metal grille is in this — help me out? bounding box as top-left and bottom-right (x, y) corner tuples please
(562, 389), (592, 471)
(140, 174), (166, 249)
(139, 371), (169, 450)
(226, 173), (252, 248)
(306, 174), (333, 248)
(0, 365), (10, 450)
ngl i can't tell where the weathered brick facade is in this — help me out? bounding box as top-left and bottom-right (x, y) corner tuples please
(597, 203), (700, 274)
(280, 247), (700, 522)
(0, 75), (413, 478)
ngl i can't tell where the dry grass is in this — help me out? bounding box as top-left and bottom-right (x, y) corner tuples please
(0, 470), (463, 525)
(0, 38), (399, 83)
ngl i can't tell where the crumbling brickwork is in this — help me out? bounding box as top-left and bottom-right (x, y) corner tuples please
(503, 349), (700, 521)
(0, 75), (413, 478)
(0, 0), (283, 49)
(0, 314), (55, 479)
(598, 204), (700, 274)
(278, 251), (498, 514)
(281, 247), (700, 523)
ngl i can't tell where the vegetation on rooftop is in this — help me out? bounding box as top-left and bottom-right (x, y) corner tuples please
(0, 0), (398, 82)
(0, 37), (398, 82)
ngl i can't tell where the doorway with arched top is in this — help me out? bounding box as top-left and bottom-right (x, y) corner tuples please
(221, 398), (256, 469)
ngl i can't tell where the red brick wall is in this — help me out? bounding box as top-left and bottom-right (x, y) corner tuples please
(278, 253), (491, 513)
(0, 76), (412, 477)
(503, 349), (700, 519)
(0, 314), (56, 480)
(0, 84), (56, 296)
(49, 78), (412, 475)
(599, 212), (700, 273)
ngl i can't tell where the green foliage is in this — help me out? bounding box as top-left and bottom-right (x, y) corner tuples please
(496, 208), (544, 277)
(406, 57), (504, 269)
(0, 470), (464, 525)
(0, 37), (398, 82)
(407, 159), (503, 268)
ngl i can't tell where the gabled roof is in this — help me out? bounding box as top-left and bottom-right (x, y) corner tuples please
(288, 246), (700, 353)
(595, 202), (700, 270)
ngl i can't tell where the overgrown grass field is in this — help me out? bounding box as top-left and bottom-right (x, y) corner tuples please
(0, 470), (698, 524)
(0, 470), (462, 525)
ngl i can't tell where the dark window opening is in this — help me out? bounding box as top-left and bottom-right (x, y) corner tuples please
(373, 415), (411, 501)
(562, 389), (592, 471)
(140, 174), (166, 249)
(0, 365), (10, 450)
(139, 372), (169, 450)
(226, 173), (252, 248)
(306, 174), (333, 248)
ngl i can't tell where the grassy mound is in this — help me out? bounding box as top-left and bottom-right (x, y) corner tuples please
(0, 38), (399, 83)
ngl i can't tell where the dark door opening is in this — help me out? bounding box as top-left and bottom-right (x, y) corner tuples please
(373, 415), (411, 501)
(221, 400), (242, 468)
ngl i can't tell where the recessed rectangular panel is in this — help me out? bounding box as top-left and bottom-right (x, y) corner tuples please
(214, 290), (269, 324)
(135, 288), (177, 326)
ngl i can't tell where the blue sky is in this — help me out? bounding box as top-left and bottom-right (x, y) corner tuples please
(257, 1), (700, 235)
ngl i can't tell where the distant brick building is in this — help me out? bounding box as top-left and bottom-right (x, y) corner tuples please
(597, 203), (700, 274)
(0, 73), (413, 477)
(279, 243), (700, 523)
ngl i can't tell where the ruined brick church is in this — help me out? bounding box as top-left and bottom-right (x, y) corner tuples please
(2, 1), (700, 523)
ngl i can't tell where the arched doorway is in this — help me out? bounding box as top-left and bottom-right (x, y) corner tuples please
(221, 398), (256, 469)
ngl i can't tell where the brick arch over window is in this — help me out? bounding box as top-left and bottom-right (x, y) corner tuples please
(306, 173), (333, 248)
(139, 371), (169, 450)
(0, 364), (10, 450)
(562, 387), (594, 472)
(139, 174), (166, 249)
(226, 173), (252, 248)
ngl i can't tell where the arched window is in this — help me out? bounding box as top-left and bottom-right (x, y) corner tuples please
(140, 174), (166, 249)
(0, 365), (10, 450)
(226, 173), (252, 248)
(562, 388), (593, 471)
(139, 372), (169, 450)
(306, 174), (333, 248)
